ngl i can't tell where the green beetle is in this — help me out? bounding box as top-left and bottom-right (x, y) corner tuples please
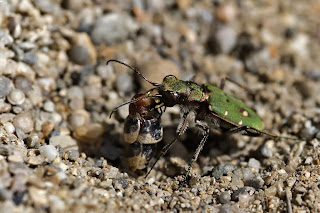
(108, 59), (302, 180)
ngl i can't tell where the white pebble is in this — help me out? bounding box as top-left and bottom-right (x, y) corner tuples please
(39, 145), (58, 162)
(13, 112), (34, 133)
(4, 122), (15, 134)
(43, 100), (55, 112)
(7, 89), (25, 105)
(248, 158), (261, 169)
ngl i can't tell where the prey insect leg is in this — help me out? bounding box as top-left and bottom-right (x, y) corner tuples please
(145, 112), (189, 178)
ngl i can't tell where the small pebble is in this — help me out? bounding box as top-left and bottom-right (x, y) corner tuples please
(113, 177), (129, 190)
(14, 76), (32, 92)
(83, 85), (101, 100)
(15, 128), (26, 139)
(28, 186), (48, 207)
(0, 145), (14, 156)
(43, 100), (55, 112)
(13, 112), (34, 133)
(248, 158), (261, 169)
(7, 89), (25, 105)
(41, 121), (54, 138)
(0, 188), (12, 201)
(25, 134), (40, 148)
(66, 149), (79, 161)
(215, 3), (238, 22)
(210, 24), (237, 54)
(67, 109), (90, 130)
(23, 52), (37, 65)
(260, 145), (273, 158)
(61, 0), (84, 11)
(49, 135), (77, 150)
(219, 191), (231, 204)
(265, 185), (277, 197)
(33, 0), (54, 13)
(73, 123), (104, 142)
(231, 187), (254, 201)
(4, 122), (15, 134)
(115, 73), (134, 96)
(68, 33), (97, 65)
(0, 75), (12, 98)
(39, 145), (58, 162)
(210, 166), (224, 179)
(90, 13), (138, 45)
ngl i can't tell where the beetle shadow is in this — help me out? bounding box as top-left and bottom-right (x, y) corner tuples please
(75, 122), (126, 169)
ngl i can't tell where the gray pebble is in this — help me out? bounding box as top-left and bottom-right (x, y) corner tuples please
(260, 145), (273, 158)
(116, 73), (134, 96)
(15, 76), (32, 93)
(25, 134), (40, 148)
(83, 85), (101, 100)
(248, 158), (261, 169)
(8, 162), (30, 176)
(23, 52), (37, 65)
(0, 75), (12, 98)
(0, 29), (14, 46)
(222, 164), (238, 174)
(231, 186), (254, 201)
(0, 145), (14, 156)
(113, 177), (129, 190)
(68, 45), (91, 65)
(15, 128), (26, 139)
(242, 168), (255, 182)
(0, 188), (12, 201)
(67, 109), (89, 130)
(61, 0), (84, 11)
(210, 165), (238, 179)
(34, 0), (54, 13)
(214, 24), (237, 54)
(219, 191), (231, 204)
(13, 112), (34, 133)
(49, 135), (77, 150)
(91, 13), (138, 45)
(11, 44), (24, 61)
(68, 86), (84, 100)
(247, 176), (264, 189)
(66, 149), (79, 161)
(210, 166), (224, 179)
(39, 145), (58, 162)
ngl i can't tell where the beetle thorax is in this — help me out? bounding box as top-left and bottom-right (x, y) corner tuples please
(160, 75), (206, 107)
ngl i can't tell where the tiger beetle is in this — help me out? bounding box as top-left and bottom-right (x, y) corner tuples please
(107, 59), (304, 183)
(123, 93), (163, 175)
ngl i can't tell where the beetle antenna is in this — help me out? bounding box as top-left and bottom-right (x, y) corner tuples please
(109, 94), (162, 118)
(107, 59), (160, 87)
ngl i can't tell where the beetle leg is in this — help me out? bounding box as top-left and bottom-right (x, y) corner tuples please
(226, 125), (283, 139)
(145, 112), (189, 178)
(182, 121), (209, 186)
(219, 77), (226, 90)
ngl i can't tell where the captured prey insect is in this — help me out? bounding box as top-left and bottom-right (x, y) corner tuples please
(107, 59), (303, 181)
(122, 93), (163, 175)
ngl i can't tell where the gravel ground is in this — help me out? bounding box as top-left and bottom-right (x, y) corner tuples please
(0, 0), (320, 212)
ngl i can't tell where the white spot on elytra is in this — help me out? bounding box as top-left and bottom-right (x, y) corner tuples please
(239, 120), (243, 125)
(224, 111), (228, 116)
(243, 110), (249, 117)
